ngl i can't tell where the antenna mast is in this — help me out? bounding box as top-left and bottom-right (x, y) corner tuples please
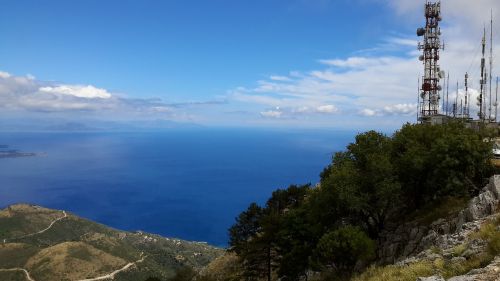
(479, 27), (487, 121)
(446, 72), (450, 116)
(417, 77), (421, 122)
(489, 10), (494, 121)
(455, 81), (459, 117)
(417, 1), (444, 122)
(465, 72), (469, 118)
(496, 77), (499, 122)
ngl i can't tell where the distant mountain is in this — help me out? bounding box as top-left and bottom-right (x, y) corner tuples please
(0, 118), (202, 132)
(0, 204), (223, 281)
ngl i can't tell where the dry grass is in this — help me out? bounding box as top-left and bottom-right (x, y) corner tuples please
(351, 261), (436, 281)
(26, 241), (127, 281)
(198, 252), (243, 281)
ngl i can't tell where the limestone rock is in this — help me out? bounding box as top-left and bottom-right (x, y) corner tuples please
(416, 276), (445, 281)
(447, 256), (500, 281)
(378, 176), (500, 263)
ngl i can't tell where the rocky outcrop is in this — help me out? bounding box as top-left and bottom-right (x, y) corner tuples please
(378, 176), (500, 264)
(447, 256), (500, 281)
(418, 256), (500, 281)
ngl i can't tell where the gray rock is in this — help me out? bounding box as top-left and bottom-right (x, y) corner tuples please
(447, 276), (474, 281)
(416, 276), (445, 281)
(450, 256), (466, 263)
(378, 176), (500, 264)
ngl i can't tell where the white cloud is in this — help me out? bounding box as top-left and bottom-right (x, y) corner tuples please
(316, 104), (338, 113)
(0, 71), (11, 79)
(0, 71), (185, 118)
(270, 75), (292, 82)
(39, 85), (112, 99)
(383, 103), (417, 115)
(260, 109), (283, 118)
(360, 108), (378, 117)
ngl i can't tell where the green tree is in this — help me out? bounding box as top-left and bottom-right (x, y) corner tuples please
(228, 203), (266, 280)
(276, 207), (318, 281)
(320, 131), (401, 237)
(313, 226), (375, 276)
(392, 122), (495, 208)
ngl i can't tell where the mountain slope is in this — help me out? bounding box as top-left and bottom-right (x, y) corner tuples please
(0, 204), (223, 281)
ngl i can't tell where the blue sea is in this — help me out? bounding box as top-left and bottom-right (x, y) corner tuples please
(0, 129), (354, 246)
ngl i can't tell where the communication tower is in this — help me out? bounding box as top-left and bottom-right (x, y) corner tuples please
(417, 1), (445, 122)
(479, 28), (487, 121)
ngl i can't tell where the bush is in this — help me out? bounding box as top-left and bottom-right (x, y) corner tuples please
(313, 226), (375, 274)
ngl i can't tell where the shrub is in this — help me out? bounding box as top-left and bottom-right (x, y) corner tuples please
(313, 226), (375, 274)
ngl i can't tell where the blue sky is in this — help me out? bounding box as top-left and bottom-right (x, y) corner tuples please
(0, 0), (499, 129)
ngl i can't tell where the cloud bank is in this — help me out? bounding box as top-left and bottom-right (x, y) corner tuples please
(2, 0), (499, 128)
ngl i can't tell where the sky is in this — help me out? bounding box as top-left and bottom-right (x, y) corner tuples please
(1, 0), (500, 129)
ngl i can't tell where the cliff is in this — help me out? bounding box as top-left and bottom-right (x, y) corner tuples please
(356, 176), (500, 281)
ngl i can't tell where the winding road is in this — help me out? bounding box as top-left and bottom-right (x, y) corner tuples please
(0, 268), (35, 281)
(3, 210), (67, 243)
(20, 211), (67, 239)
(77, 253), (147, 281)
(0, 211), (145, 281)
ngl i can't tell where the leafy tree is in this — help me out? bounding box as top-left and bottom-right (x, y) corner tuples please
(228, 203), (266, 280)
(313, 226), (375, 276)
(276, 207), (318, 281)
(229, 202), (263, 255)
(392, 122), (495, 208)
(228, 185), (311, 280)
(320, 131), (401, 237)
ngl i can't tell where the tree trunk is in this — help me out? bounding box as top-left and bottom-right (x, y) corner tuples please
(267, 246), (271, 281)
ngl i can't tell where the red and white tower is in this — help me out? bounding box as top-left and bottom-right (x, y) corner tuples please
(417, 1), (444, 122)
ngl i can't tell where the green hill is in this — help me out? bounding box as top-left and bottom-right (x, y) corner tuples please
(0, 204), (223, 281)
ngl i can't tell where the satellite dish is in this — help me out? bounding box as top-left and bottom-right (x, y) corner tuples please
(419, 55), (425, 61)
(417, 28), (425, 36)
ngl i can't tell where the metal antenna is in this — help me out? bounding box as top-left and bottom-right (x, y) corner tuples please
(465, 72), (469, 118)
(489, 10), (494, 121)
(442, 75), (446, 112)
(446, 72), (450, 116)
(479, 26), (487, 121)
(417, 77), (421, 122)
(455, 81), (459, 117)
(460, 98), (463, 119)
(417, 1), (444, 122)
(496, 77), (499, 122)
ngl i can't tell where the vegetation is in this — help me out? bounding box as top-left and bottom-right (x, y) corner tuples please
(227, 122), (498, 280)
(0, 204), (223, 281)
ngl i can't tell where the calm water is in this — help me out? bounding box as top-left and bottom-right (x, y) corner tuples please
(0, 129), (353, 246)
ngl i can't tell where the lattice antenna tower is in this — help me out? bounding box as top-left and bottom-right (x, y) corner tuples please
(417, 1), (444, 122)
(479, 27), (487, 121)
(465, 72), (469, 118)
(489, 10), (494, 121)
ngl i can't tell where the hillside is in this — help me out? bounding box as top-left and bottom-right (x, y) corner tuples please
(0, 204), (223, 281)
(197, 123), (500, 281)
(199, 176), (500, 281)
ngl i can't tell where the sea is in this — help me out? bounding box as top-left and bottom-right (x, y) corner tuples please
(0, 128), (355, 246)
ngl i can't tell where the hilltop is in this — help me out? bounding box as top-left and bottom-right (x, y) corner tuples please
(0, 204), (223, 281)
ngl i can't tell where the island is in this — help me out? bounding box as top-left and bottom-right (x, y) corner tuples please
(0, 145), (37, 158)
